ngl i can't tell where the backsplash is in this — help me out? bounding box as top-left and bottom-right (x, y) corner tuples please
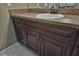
(9, 8), (79, 15)
(9, 8), (50, 14)
(58, 8), (79, 15)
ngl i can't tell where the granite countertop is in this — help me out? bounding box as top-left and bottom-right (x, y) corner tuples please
(11, 13), (79, 29)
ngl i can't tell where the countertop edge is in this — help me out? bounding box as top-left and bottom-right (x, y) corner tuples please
(11, 14), (79, 29)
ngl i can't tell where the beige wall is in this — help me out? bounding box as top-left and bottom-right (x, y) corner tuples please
(10, 3), (38, 9)
(10, 3), (28, 9)
(0, 4), (16, 50)
(9, 3), (48, 9)
(7, 17), (16, 47)
(27, 3), (39, 8)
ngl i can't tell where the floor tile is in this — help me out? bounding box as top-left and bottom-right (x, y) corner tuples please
(0, 42), (37, 56)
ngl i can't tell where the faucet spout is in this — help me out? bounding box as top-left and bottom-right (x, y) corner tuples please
(50, 6), (57, 14)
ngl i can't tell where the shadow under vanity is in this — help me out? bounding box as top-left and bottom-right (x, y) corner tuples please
(10, 8), (79, 56)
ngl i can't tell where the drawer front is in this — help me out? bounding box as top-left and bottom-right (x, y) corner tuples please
(42, 31), (74, 46)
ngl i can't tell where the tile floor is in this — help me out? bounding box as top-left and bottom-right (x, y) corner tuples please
(0, 42), (37, 56)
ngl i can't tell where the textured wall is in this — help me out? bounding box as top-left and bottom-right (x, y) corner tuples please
(9, 3), (79, 9)
(9, 3), (49, 9)
(0, 4), (16, 50)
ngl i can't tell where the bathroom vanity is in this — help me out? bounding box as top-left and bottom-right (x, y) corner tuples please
(10, 9), (79, 56)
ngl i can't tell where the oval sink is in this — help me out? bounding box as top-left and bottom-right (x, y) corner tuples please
(36, 13), (64, 20)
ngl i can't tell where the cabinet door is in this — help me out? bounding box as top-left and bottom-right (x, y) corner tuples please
(17, 29), (28, 46)
(12, 18), (27, 45)
(27, 27), (41, 55)
(41, 34), (72, 56)
(16, 28), (26, 45)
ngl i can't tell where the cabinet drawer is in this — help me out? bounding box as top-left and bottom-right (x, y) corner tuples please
(42, 31), (75, 46)
(26, 26), (41, 36)
(38, 22), (78, 38)
(24, 19), (39, 27)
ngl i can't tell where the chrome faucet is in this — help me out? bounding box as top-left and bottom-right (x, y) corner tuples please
(50, 6), (57, 14)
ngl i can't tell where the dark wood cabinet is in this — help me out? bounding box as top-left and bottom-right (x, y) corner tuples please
(27, 27), (41, 55)
(12, 17), (27, 45)
(12, 17), (79, 56)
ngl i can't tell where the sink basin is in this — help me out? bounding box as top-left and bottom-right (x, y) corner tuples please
(36, 13), (64, 20)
